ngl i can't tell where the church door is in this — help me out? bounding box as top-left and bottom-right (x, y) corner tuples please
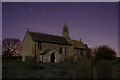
(51, 53), (55, 62)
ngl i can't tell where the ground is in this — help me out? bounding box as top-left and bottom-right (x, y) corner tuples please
(2, 60), (76, 78)
(2, 60), (120, 79)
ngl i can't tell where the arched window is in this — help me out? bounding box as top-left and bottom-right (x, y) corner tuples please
(59, 47), (63, 54)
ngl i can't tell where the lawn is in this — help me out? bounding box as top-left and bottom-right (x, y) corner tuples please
(2, 60), (76, 79)
(2, 60), (120, 79)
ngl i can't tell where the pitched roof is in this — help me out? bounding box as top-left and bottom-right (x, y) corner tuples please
(72, 40), (87, 49)
(28, 31), (72, 45)
(40, 48), (58, 55)
(40, 48), (52, 55)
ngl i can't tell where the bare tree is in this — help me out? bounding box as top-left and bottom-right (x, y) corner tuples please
(2, 38), (22, 56)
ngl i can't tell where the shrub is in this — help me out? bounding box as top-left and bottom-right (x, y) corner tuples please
(25, 55), (37, 70)
(93, 45), (117, 60)
(86, 48), (93, 58)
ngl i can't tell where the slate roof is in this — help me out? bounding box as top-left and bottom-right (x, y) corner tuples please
(72, 40), (87, 49)
(28, 31), (72, 45)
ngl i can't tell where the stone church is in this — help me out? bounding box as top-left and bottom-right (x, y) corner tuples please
(22, 23), (88, 63)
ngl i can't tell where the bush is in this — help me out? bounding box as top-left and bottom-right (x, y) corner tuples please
(86, 48), (93, 58)
(25, 55), (37, 70)
(93, 45), (117, 60)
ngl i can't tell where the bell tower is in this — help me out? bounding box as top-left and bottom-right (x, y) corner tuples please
(63, 23), (69, 39)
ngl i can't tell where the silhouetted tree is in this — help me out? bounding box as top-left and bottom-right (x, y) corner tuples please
(93, 45), (117, 60)
(2, 38), (22, 56)
(86, 48), (93, 58)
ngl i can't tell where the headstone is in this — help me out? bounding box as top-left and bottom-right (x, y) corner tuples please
(96, 60), (113, 79)
(76, 58), (92, 78)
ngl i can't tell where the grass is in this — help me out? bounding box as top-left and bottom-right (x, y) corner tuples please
(2, 60), (76, 78)
(2, 60), (120, 79)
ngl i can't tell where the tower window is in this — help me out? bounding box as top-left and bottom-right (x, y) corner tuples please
(38, 42), (41, 50)
(59, 47), (63, 54)
(64, 27), (67, 32)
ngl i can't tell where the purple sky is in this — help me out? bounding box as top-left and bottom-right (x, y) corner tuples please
(2, 2), (118, 55)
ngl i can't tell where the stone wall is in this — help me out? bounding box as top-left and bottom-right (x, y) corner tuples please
(22, 32), (34, 61)
(73, 49), (86, 60)
(43, 49), (61, 63)
(22, 33), (86, 62)
(36, 42), (73, 62)
(66, 45), (74, 59)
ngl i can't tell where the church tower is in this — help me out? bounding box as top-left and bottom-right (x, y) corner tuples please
(63, 23), (69, 39)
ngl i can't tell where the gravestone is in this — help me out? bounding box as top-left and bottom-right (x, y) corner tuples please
(96, 59), (113, 79)
(76, 58), (92, 78)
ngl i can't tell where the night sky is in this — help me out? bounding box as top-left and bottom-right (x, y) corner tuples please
(2, 2), (118, 55)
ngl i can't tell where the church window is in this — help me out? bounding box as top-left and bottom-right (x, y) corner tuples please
(38, 42), (41, 50)
(59, 47), (63, 54)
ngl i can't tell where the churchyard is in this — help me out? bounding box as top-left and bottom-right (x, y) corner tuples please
(2, 58), (120, 79)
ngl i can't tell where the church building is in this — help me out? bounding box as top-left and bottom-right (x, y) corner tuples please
(22, 23), (88, 63)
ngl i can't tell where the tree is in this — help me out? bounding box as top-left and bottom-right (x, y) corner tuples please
(93, 45), (117, 60)
(2, 38), (22, 56)
(86, 48), (93, 58)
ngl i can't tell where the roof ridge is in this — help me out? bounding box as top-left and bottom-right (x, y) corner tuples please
(28, 31), (71, 45)
(72, 39), (84, 43)
(72, 39), (80, 42)
(72, 39), (85, 45)
(29, 31), (64, 38)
